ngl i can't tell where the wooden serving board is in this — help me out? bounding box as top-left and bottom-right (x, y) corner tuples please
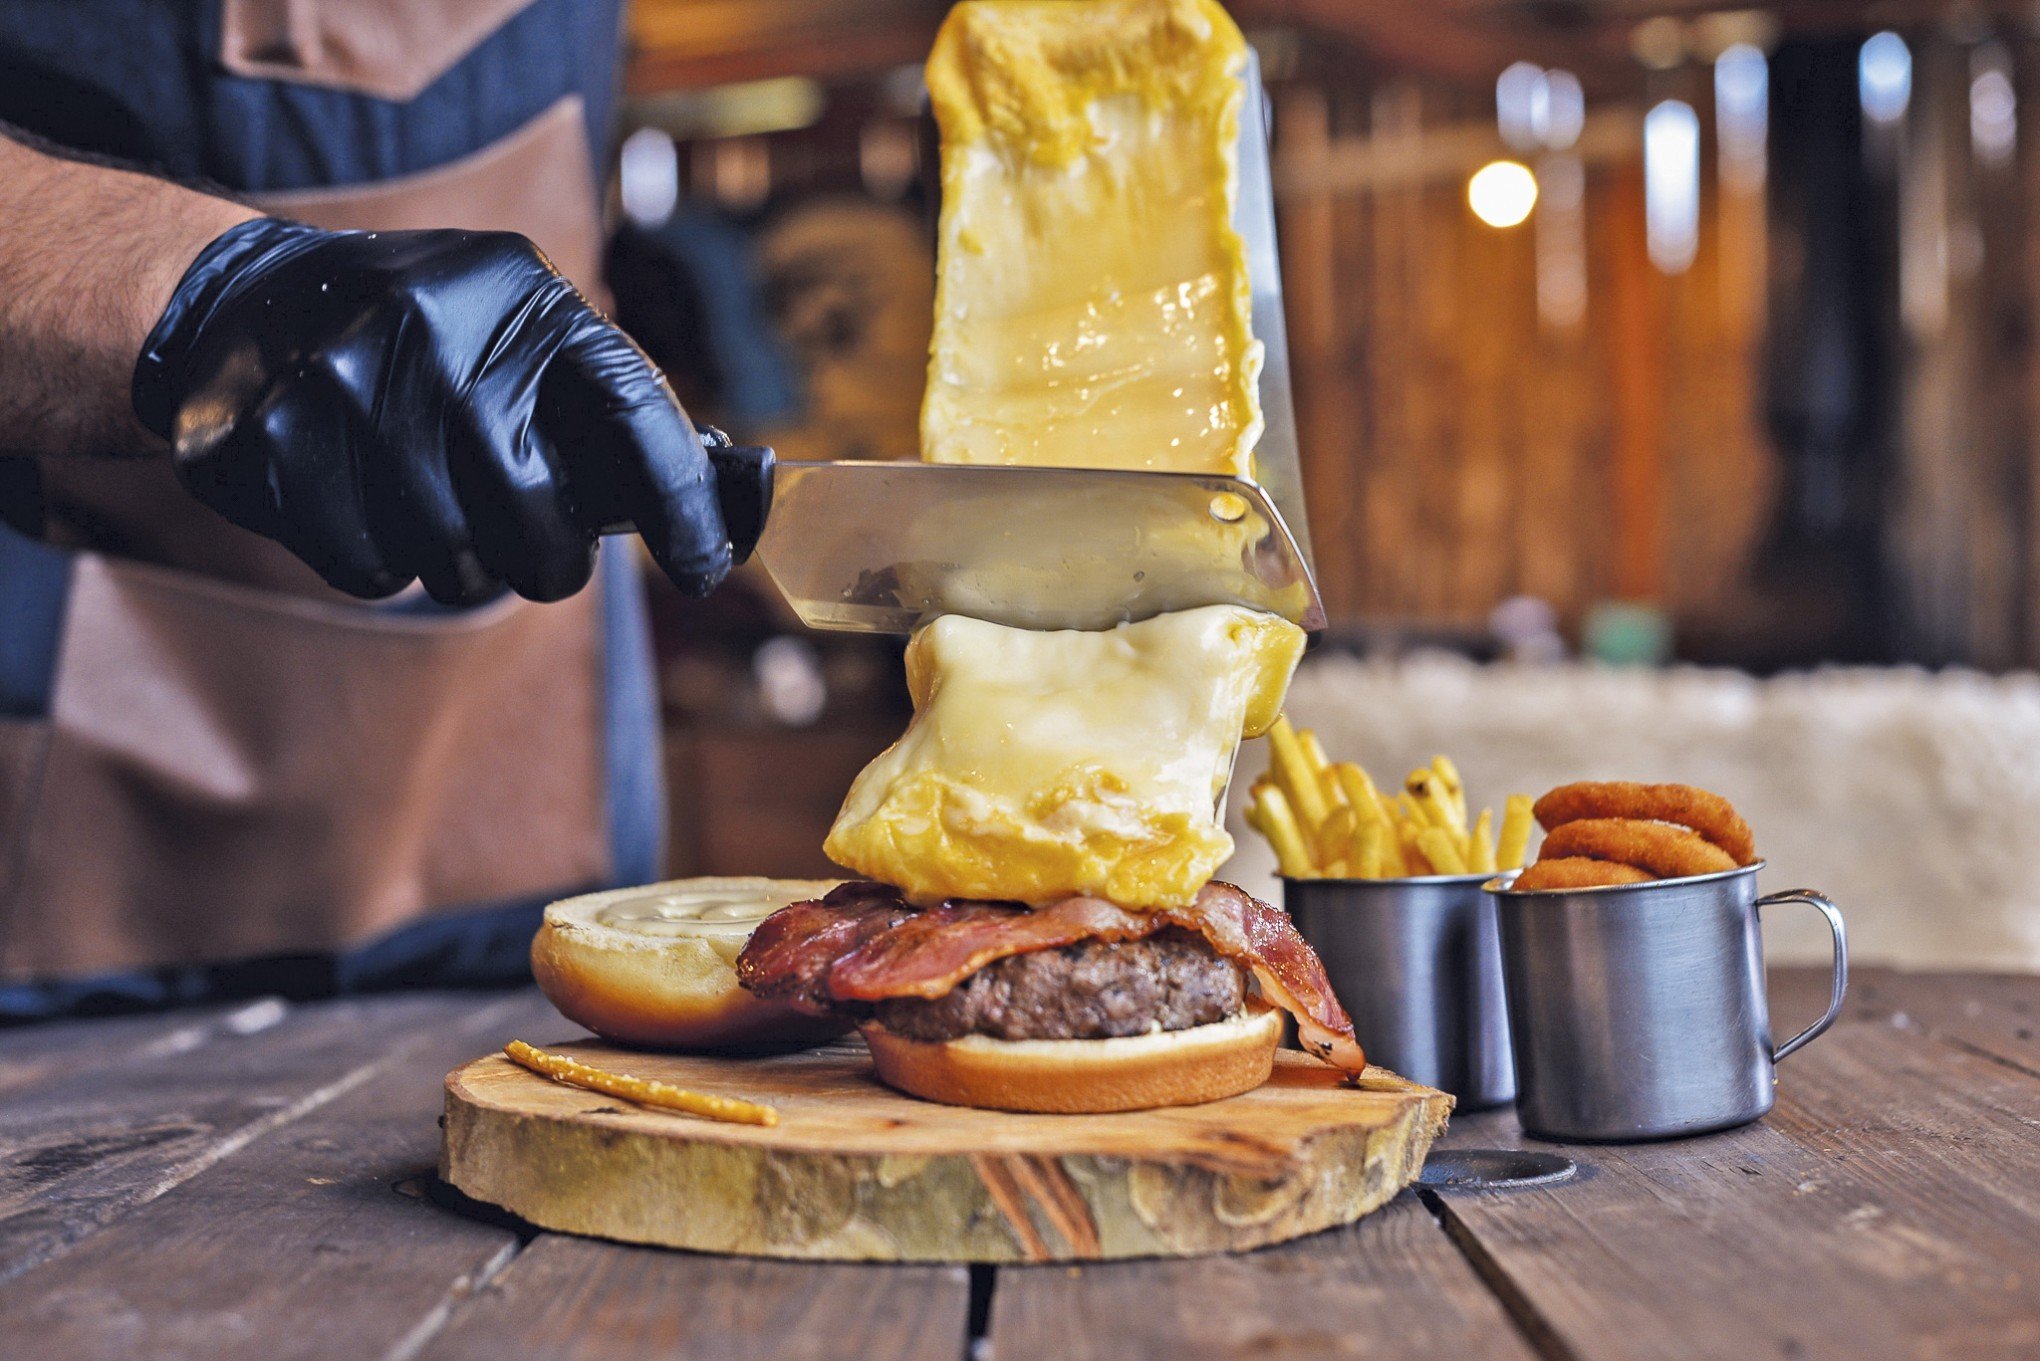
(439, 1037), (1451, 1263)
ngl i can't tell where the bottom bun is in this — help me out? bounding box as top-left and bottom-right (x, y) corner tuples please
(533, 877), (849, 1052)
(861, 1002), (1282, 1113)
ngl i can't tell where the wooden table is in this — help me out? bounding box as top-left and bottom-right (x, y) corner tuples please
(3, 968), (2036, 1360)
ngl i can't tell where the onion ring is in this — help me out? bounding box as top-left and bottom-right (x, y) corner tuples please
(1538, 818), (1738, 880)
(1508, 857), (1654, 891)
(1532, 782), (1756, 866)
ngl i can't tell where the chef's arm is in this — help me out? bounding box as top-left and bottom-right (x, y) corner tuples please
(0, 127), (258, 458)
(0, 125), (732, 604)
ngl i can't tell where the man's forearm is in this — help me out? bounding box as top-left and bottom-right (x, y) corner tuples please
(0, 131), (258, 459)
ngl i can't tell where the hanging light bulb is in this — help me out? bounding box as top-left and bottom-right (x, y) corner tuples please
(1469, 160), (1538, 228)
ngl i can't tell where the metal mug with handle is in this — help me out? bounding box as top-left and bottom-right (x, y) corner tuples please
(1486, 862), (1847, 1141)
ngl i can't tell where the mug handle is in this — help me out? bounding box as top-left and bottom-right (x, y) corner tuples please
(1758, 889), (1849, 1062)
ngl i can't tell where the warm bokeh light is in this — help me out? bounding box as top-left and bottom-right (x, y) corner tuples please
(1644, 100), (1700, 273)
(1468, 160), (1538, 228)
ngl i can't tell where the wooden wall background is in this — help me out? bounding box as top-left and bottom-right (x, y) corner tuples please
(1271, 66), (1776, 654)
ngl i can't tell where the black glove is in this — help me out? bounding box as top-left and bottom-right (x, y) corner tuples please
(133, 218), (733, 604)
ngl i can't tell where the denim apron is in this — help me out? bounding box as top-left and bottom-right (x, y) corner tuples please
(0, 0), (662, 1017)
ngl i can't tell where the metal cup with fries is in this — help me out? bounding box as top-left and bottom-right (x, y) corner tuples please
(1247, 720), (1530, 1107)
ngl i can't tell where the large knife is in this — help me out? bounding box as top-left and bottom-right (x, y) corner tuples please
(687, 432), (1323, 636)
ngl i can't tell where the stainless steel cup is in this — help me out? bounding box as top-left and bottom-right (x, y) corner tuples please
(1286, 874), (1516, 1109)
(1487, 862), (1847, 1141)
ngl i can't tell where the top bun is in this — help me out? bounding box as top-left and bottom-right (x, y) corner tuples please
(532, 877), (847, 1052)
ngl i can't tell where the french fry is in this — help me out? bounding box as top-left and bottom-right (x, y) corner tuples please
(1405, 772), (1457, 834)
(1470, 808), (1498, 874)
(1417, 827), (1469, 876)
(1331, 763), (1383, 823)
(1377, 822), (1410, 876)
(1250, 786), (1316, 878)
(1497, 793), (1535, 870)
(1398, 820), (1432, 874)
(1301, 730), (1344, 809)
(1267, 717), (1333, 838)
(1432, 755), (1468, 830)
(1351, 820), (1386, 879)
(1247, 741), (1527, 884)
(1316, 804), (1358, 867)
(505, 1041), (778, 1127)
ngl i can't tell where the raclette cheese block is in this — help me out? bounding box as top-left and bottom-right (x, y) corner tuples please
(824, 605), (1304, 908)
(920, 0), (1262, 477)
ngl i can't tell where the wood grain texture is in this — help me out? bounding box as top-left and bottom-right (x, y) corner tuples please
(0, 992), (528, 1284)
(1427, 1015), (2040, 1361)
(0, 1002), (241, 1099)
(416, 1234), (968, 1361)
(441, 1040), (1451, 1263)
(1803, 967), (2040, 1079)
(986, 1192), (1538, 1361)
(0, 992), (563, 1361)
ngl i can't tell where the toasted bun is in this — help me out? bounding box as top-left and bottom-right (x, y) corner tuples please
(532, 878), (849, 1052)
(861, 1002), (1281, 1113)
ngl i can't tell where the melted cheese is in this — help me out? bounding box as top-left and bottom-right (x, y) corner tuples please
(825, 605), (1304, 908)
(921, 0), (1261, 476)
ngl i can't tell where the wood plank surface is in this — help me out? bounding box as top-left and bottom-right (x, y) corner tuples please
(0, 991), (569, 1361)
(0, 1003), (239, 1099)
(4, 974), (2038, 1361)
(1813, 968), (2040, 1078)
(416, 1235), (969, 1361)
(0, 992), (555, 1284)
(1428, 1013), (2040, 1361)
(985, 1192), (1539, 1361)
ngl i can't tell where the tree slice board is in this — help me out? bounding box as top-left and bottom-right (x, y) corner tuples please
(440, 1038), (1451, 1263)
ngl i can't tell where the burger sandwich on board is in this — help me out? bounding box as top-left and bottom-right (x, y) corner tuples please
(730, 0), (1369, 1114)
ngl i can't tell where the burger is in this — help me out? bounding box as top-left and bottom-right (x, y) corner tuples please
(732, 606), (1367, 1113)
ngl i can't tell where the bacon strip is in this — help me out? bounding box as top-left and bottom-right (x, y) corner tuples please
(735, 881), (1366, 1074)
(827, 896), (1167, 1001)
(734, 882), (918, 1014)
(1155, 884), (1366, 1074)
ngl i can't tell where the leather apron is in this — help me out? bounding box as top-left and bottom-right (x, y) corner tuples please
(0, 0), (660, 1009)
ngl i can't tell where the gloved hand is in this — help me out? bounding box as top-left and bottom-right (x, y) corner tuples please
(132, 218), (732, 604)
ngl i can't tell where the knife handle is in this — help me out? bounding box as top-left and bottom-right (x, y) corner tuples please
(699, 426), (776, 566)
(596, 424), (775, 567)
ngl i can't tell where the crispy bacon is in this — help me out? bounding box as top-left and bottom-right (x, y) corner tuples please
(734, 881), (918, 1013)
(735, 881), (1366, 1074)
(828, 896), (1167, 1001)
(1154, 884), (1366, 1074)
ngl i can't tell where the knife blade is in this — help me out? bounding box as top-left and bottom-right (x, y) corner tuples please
(748, 457), (1321, 635)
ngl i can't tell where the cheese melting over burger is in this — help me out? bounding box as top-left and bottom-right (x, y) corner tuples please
(824, 605), (1303, 908)
(920, 0), (1261, 476)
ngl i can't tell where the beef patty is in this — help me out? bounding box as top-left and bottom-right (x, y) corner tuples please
(873, 930), (1247, 1042)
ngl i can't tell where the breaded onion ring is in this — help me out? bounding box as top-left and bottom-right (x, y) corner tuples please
(1538, 818), (1738, 880)
(1533, 782), (1756, 866)
(1509, 857), (1655, 892)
